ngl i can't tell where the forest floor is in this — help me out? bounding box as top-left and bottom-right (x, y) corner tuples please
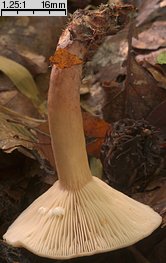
(0, 1), (165, 262)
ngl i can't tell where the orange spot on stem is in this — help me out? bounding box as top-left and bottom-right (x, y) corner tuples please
(49, 48), (83, 69)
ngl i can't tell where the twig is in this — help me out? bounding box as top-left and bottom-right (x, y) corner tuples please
(124, 19), (135, 118)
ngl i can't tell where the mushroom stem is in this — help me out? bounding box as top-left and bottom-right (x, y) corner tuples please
(48, 46), (91, 190)
(47, 3), (134, 190)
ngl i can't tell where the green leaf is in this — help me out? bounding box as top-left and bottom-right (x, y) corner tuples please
(157, 52), (166, 64)
(0, 56), (47, 114)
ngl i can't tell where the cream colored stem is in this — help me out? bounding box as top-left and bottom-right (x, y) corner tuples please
(48, 47), (92, 190)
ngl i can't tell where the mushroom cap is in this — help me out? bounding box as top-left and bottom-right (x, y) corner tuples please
(3, 177), (162, 259)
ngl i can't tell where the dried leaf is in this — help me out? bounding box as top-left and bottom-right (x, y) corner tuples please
(124, 55), (166, 119)
(0, 104), (44, 127)
(81, 82), (105, 118)
(86, 138), (105, 158)
(0, 90), (17, 105)
(80, 84), (90, 95)
(35, 122), (55, 168)
(0, 114), (35, 154)
(83, 111), (110, 138)
(146, 63), (166, 89)
(136, 48), (166, 66)
(160, 0), (166, 7)
(136, 0), (165, 26)
(83, 112), (110, 157)
(0, 56), (46, 114)
(147, 100), (166, 134)
(0, 105), (45, 156)
(133, 21), (166, 50)
(49, 48), (83, 69)
(18, 50), (48, 75)
(133, 178), (166, 227)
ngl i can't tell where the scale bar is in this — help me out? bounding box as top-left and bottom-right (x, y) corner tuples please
(1, 8), (67, 16)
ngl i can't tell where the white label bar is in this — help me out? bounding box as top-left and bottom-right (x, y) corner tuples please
(0, 0), (67, 16)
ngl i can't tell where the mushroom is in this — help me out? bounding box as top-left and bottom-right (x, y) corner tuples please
(3, 5), (162, 260)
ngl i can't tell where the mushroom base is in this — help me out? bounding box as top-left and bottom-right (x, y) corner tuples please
(3, 177), (162, 259)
